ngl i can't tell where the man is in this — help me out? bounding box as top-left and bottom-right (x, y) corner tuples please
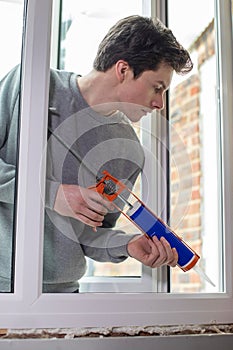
(0, 15), (193, 293)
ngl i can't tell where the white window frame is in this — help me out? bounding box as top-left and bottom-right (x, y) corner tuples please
(0, 0), (233, 329)
(50, 0), (162, 294)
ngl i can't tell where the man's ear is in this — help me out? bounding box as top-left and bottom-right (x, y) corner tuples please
(115, 60), (130, 82)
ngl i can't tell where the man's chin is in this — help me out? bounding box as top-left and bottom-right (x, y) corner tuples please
(116, 103), (151, 122)
(128, 109), (151, 122)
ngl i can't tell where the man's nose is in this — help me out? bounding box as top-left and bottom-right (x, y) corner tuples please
(151, 95), (164, 110)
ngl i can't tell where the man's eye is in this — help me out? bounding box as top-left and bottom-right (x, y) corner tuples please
(154, 87), (162, 93)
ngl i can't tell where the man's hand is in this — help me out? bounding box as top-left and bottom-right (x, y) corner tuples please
(53, 184), (114, 229)
(127, 234), (178, 268)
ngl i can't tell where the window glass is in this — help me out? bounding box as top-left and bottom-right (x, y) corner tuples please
(167, 0), (222, 292)
(0, 0), (25, 292)
(58, 0), (143, 73)
(45, 0), (146, 294)
(45, 0), (224, 294)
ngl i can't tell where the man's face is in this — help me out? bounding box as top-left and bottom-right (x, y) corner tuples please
(117, 63), (174, 122)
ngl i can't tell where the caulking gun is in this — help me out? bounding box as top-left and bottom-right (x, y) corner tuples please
(90, 170), (215, 285)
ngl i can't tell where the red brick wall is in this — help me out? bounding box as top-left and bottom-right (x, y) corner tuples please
(170, 19), (215, 292)
(170, 74), (202, 292)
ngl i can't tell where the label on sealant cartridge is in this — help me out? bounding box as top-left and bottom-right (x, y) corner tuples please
(127, 201), (199, 270)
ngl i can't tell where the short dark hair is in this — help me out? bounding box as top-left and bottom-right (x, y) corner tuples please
(93, 15), (193, 78)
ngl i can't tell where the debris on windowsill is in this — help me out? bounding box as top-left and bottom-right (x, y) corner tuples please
(1, 323), (233, 339)
(0, 329), (7, 337)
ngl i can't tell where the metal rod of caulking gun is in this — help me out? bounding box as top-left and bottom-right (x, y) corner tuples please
(117, 194), (133, 209)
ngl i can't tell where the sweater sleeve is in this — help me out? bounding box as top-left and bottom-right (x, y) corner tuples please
(0, 66), (61, 208)
(0, 66), (21, 204)
(78, 224), (141, 263)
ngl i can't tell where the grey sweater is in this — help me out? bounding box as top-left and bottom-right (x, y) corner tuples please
(0, 66), (145, 292)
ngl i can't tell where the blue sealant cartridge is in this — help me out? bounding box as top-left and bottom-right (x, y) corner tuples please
(126, 200), (200, 272)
